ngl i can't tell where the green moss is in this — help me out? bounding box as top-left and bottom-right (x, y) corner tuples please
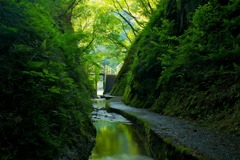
(0, 1), (96, 159)
(112, 0), (240, 136)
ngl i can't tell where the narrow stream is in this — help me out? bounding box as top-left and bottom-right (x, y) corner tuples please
(89, 98), (154, 160)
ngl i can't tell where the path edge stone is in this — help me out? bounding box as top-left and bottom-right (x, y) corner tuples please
(106, 98), (215, 160)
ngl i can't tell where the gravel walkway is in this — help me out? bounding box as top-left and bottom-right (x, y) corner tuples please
(108, 97), (240, 160)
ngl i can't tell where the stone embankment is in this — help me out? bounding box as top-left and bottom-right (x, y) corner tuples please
(107, 97), (240, 160)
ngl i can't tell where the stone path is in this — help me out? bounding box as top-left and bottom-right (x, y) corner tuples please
(107, 97), (240, 160)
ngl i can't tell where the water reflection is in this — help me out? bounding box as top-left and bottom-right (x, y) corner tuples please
(90, 99), (154, 160)
(90, 121), (154, 160)
(92, 98), (106, 109)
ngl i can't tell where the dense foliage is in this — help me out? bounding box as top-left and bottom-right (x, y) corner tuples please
(0, 0), (96, 159)
(112, 0), (240, 135)
(71, 0), (159, 75)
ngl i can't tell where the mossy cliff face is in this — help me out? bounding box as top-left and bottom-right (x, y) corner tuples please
(111, 0), (240, 135)
(0, 1), (96, 159)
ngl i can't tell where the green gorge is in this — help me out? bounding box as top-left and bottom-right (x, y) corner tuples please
(112, 0), (240, 136)
(1, 0), (240, 159)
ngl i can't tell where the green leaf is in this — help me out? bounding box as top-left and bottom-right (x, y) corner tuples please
(233, 63), (240, 71)
(43, 68), (49, 74)
(48, 86), (61, 94)
(22, 70), (44, 77)
(28, 61), (46, 68)
(48, 73), (60, 80)
(62, 78), (74, 84)
(40, 39), (47, 50)
(12, 44), (33, 53)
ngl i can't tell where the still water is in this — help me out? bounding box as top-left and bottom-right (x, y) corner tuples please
(89, 99), (154, 160)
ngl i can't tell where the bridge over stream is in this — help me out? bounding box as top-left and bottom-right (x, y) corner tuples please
(92, 64), (122, 96)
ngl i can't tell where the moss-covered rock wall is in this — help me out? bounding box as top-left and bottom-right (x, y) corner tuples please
(0, 1), (96, 159)
(111, 0), (240, 135)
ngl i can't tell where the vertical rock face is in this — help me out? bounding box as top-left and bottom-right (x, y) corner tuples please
(111, 0), (240, 136)
(112, 0), (209, 107)
(0, 1), (96, 159)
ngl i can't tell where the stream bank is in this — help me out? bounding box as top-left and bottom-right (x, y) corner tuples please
(106, 97), (240, 160)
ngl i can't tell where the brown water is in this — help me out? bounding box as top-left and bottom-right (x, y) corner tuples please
(89, 99), (154, 160)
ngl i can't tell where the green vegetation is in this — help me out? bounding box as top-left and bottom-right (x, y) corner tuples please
(71, 0), (159, 76)
(0, 0), (96, 159)
(0, 0), (163, 158)
(112, 0), (240, 135)
(1, 0), (239, 158)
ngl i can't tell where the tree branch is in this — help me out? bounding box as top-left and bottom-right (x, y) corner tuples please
(138, 0), (151, 16)
(122, 10), (145, 28)
(112, 10), (138, 37)
(146, 0), (153, 12)
(112, 1), (138, 36)
(84, 37), (96, 52)
(116, 0), (144, 28)
(114, 17), (133, 43)
(108, 37), (129, 51)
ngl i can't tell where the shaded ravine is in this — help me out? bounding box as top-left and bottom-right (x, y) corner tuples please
(89, 98), (154, 160)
